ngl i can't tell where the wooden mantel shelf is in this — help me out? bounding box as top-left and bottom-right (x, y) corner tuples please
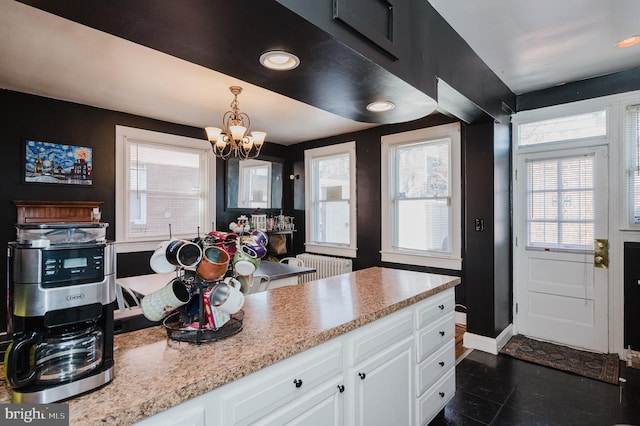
(13, 200), (104, 224)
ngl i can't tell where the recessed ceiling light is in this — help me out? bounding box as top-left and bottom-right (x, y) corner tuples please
(259, 50), (300, 71)
(615, 35), (640, 48)
(366, 101), (395, 112)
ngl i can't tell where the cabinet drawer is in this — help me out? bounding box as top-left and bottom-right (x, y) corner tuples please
(416, 367), (455, 426)
(222, 343), (343, 426)
(416, 339), (455, 397)
(416, 312), (455, 362)
(415, 288), (454, 330)
(349, 309), (413, 366)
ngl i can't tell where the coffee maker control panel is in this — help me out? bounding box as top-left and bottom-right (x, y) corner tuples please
(41, 246), (105, 287)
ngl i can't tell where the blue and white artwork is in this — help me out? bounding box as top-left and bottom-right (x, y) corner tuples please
(24, 140), (93, 185)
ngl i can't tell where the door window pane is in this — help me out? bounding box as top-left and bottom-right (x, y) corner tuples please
(527, 155), (595, 250)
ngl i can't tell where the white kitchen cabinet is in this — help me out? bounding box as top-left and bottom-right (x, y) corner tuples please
(132, 390), (212, 426)
(256, 376), (345, 426)
(349, 337), (414, 426)
(219, 342), (343, 426)
(133, 288), (457, 426)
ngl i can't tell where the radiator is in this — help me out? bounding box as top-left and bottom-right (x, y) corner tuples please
(296, 253), (353, 283)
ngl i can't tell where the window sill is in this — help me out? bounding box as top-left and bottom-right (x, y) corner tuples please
(304, 243), (357, 258)
(381, 251), (461, 270)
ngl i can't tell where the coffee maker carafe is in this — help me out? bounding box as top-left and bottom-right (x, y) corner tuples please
(4, 223), (116, 403)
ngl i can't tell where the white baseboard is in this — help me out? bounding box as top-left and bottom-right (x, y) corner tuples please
(455, 311), (467, 325)
(463, 324), (514, 355)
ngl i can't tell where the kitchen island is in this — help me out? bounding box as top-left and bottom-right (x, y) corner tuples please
(0, 267), (460, 425)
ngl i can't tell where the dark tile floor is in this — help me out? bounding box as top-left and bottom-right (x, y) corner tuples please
(430, 350), (640, 426)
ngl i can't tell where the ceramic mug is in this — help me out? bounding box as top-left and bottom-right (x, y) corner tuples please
(141, 279), (191, 322)
(235, 274), (254, 294)
(233, 249), (261, 276)
(149, 240), (175, 274)
(166, 239), (203, 268)
(249, 230), (268, 247)
(242, 241), (267, 259)
(196, 246), (230, 281)
(207, 277), (244, 315)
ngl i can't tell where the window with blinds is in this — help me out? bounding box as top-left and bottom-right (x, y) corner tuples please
(625, 104), (640, 226)
(393, 139), (451, 252)
(526, 155), (595, 250)
(304, 141), (357, 258)
(127, 140), (206, 239)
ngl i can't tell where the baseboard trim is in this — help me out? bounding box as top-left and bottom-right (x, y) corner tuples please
(455, 311), (467, 325)
(463, 324), (514, 355)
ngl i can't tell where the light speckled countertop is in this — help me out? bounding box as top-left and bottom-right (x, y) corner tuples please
(1, 267), (459, 425)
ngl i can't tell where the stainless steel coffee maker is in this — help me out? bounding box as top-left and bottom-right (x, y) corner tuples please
(3, 222), (116, 403)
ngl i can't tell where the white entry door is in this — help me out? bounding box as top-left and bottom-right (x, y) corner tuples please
(515, 146), (609, 353)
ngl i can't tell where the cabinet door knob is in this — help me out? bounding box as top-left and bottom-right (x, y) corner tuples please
(439, 392), (445, 398)
(293, 379), (303, 388)
(438, 304), (445, 310)
(439, 331), (445, 336)
(439, 361), (445, 367)
(358, 372), (366, 380)
(337, 384), (345, 393)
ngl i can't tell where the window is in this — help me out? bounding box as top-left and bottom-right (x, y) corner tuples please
(116, 126), (215, 252)
(518, 110), (607, 147)
(625, 104), (640, 226)
(381, 123), (461, 270)
(304, 142), (357, 257)
(238, 159), (271, 208)
(526, 155), (595, 250)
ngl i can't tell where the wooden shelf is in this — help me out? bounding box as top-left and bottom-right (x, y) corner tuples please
(13, 200), (103, 224)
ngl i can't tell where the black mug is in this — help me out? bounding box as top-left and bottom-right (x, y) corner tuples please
(166, 239), (203, 268)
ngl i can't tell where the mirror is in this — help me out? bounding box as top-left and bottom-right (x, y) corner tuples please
(227, 158), (283, 209)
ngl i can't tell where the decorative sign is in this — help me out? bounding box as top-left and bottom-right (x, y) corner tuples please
(24, 139), (93, 185)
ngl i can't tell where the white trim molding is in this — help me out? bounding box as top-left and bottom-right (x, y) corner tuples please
(463, 324), (514, 355)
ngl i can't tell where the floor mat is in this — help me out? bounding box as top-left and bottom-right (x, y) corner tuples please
(500, 334), (619, 385)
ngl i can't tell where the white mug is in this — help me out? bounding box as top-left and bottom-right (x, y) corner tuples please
(141, 279), (191, 322)
(207, 277), (244, 315)
(149, 241), (175, 274)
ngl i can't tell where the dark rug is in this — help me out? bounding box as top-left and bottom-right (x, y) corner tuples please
(500, 335), (619, 385)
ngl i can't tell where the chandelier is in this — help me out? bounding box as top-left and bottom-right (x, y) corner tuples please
(205, 86), (267, 160)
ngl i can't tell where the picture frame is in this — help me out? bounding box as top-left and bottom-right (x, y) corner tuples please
(24, 139), (93, 186)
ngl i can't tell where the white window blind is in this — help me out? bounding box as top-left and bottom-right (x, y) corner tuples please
(304, 141), (357, 258)
(393, 140), (450, 252)
(625, 104), (640, 226)
(526, 155), (595, 250)
(311, 152), (351, 245)
(127, 140), (204, 239)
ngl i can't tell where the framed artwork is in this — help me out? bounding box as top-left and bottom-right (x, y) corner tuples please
(24, 139), (93, 186)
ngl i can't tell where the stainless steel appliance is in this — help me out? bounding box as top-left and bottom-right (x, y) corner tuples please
(3, 222), (116, 403)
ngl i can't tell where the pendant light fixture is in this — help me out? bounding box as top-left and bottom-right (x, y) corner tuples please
(205, 86), (266, 160)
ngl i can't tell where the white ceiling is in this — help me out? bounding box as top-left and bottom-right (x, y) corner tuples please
(2, 1), (640, 147)
(0, 0), (376, 145)
(428, 0), (640, 95)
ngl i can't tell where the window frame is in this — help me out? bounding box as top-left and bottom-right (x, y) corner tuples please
(380, 123), (462, 270)
(304, 141), (357, 258)
(115, 125), (215, 253)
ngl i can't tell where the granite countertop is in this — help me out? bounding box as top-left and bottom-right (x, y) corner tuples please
(0, 266), (460, 425)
